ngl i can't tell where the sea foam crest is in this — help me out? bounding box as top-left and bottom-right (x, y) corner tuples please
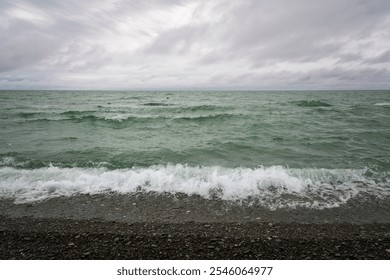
(0, 165), (387, 209)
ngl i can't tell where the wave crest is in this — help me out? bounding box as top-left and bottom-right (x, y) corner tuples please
(293, 100), (332, 107)
(1, 164), (387, 209)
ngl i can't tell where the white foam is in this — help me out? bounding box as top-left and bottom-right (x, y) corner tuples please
(374, 102), (390, 106)
(0, 157), (16, 166)
(104, 114), (130, 122)
(0, 157), (28, 167)
(0, 164), (387, 209)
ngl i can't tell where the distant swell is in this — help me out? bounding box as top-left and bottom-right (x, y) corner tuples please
(61, 110), (99, 115)
(185, 105), (227, 111)
(22, 113), (244, 124)
(0, 164), (388, 209)
(293, 100), (332, 107)
(177, 113), (243, 122)
(143, 102), (171, 106)
(17, 112), (43, 118)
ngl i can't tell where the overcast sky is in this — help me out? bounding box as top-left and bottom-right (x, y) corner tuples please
(1, 0), (390, 90)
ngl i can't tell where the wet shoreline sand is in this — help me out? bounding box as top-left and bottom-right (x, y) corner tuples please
(1, 193), (390, 259)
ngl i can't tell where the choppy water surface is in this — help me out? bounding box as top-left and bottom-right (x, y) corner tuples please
(0, 90), (389, 209)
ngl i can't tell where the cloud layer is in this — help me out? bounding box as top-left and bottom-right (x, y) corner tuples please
(1, 0), (390, 89)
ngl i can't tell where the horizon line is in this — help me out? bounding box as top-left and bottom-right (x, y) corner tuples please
(1, 88), (390, 92)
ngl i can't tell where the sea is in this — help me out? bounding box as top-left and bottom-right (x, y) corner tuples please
(0, 90), (389, 210)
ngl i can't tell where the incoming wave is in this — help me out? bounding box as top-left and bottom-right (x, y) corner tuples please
(184, 105), (229, 111)
(293, 100), (332, 107)
(143, 102), (172, 106)
(22, 114), (158, 124)
(22, 113), (246, 125)
(375, 102), (390, 107)
(0, 164), (388, 209)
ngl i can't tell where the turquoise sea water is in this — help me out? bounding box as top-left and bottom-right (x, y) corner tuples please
(0, 90), (389, 209)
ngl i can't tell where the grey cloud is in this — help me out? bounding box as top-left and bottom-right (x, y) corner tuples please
(142, 24), (207, 55)
(365, 50), (390, 64)
(208, 67), (390, 90)
(0, 1), (88, 72)
(198, 51), (225, 65)
(0, 0), (191, 72)
(0, 21), (61, 72)
(292, 67), (390, 90)
(1, 0), (390, 89)
(215, 0), (390, 65)
(0, 77), (26, 82)
(139, 0), (390, 67)
(337, 53), (363, 63)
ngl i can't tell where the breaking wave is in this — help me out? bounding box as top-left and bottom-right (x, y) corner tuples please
(20, 113), (245, 124)
(0, 164), (388, 209)
(375, 102), (390, 107)
(293, 100), (332, 107)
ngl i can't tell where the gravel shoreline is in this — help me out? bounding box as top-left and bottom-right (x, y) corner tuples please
(1, 193), (389, 259)
(1, 216), (390, 259)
